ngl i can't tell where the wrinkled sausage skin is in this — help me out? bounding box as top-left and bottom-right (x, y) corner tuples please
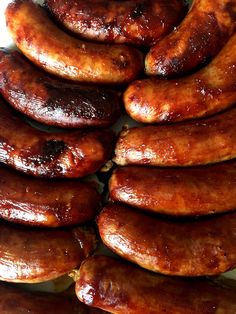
(5, 0), (143, 84)
(98, 204), (236, 276)
(114, 108), (236, 167)
(0, 49), (121, 128)
(0, 98), (114, 178)
(145, 0), (236, 76)
(125, 32), (236, 124)
(46, 0), (186, 46)
(0, 222), (97, 283)
(109, 162), (236, 216)
(76, 256), (236, 314)
(0, 166), (101, 227)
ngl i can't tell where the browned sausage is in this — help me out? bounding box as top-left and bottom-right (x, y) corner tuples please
(109, 162), (236, 216)
(0, 166), (101, 227)
(0, 222), (96, 283)
(98, 204), (236, 276)
(145, 0), (236, 77)
(0, 49), (120, 128)
(46, 0), (186, 46)
(5, 0), (143, 84)
(75, 255), (236, 314)
(0, 283), (88, 314)
(114, 108), (236, 167)
(125, 32), (236, 124)
(0, 98), (114, 178)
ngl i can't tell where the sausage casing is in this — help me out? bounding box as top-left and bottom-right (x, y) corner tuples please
(145, 0), (236, 76)
(0, 98), (114, 178)
(98, 204), (236, 276)
(5, 0), (143, 84)
(109, 162), (236, 216)
(0, 222), (96, 283)
(114, 108), (236, 167)
(46, 0), (186, 46)
(76, 256), (236, 314)
(0, 49), (121, 128)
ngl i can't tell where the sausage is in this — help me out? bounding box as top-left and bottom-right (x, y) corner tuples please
(0, 98), (114, 178)
(125, 32), (236, 124)
(5, 0), (143, 85)
(75, 255), (236, 314)
(45, 0), (186, 46)
(0, 49), (121, 128)
(109, 161), (236, 216)
(0, 283), (88, 314)
(0, 166), (101, 227)
(114, 108), (236, 167)
(145, 0), (236, 77)
(0, 222), (96, 283)
(97, 204), (236, 276)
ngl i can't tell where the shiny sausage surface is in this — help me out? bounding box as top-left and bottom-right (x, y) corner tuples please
(109, 162), (236, 216)
(125, 32), (236, 124)
(98, 204), (236, 276)
(0, 166), (101, 227)
(0, 49), (121, 128)
(0, 222), (97, 283)
(145, 0), (236, 76)
(76, 255), (236, 314)
(46, 0), (186, 46)
(0, 98), (114, 178)
(5, 0), (143, 84)
(114, 108), (236, 167)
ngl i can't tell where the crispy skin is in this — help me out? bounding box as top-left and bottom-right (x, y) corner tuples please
(125, 32), (236, 124)
(0, 166), (101, 227)
(46, 0), (186, 46)
(0, 49), (121, 128)
(5, 0), (143, 84)
(145, 0), (236, 76)
(0, 222), (96, 283)
(109, 162), (236, 216)
(98, 204), (236, 276)
(0, 98), (114, 178)
(114, 108), (236, 167)
(76, 256), (236, 314)
(0, 283), (88, 314)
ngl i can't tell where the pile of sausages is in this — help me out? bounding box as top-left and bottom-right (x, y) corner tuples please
(0, 0), (236, 313)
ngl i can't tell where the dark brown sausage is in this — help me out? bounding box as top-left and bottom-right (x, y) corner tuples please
(0, 166), (101, 227)
(109, 162), (236, 216)
(0, 98), (114, 178)
(0, 49), (121, 128)
(5, 0), (143, 84)
(98, 204), (236, 276)
(114, 108), (236, 167)
(75, 255), (236, 314)
(125, 32), (236, 124)
(0, 283), (88, 314)
(145, 0), (236, 76)
(46, 0), (186, 46)
(0, 222), (97, 283)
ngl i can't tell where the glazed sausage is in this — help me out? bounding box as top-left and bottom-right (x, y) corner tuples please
(125, 32), (236, 124)
(109, 162), (236, 216)
(98, 204), (236, 276)
(0, 49), (121, 128)
(0, 222), (96, 283)
(0, 283), (88, 314)
(114, 108), (236, 167)
(5, 0), (143, 85)
(46, 0), (186, 46)
(0, 98), (114, 178)
(75, 256), (236, 314)
(0, 166), (101, 227)
(145, 0), (236, 76)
